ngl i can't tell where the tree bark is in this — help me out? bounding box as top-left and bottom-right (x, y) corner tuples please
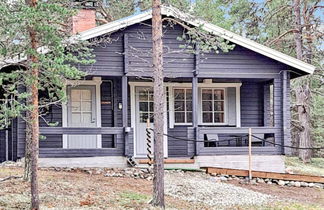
(293, 0), (303, 60)
(24, 86), (32, 182)
(151, 0), (165, 208)
(26, 0), (40, 209)
(23, 117), (32, 182)
(296, 85), (312, 162)
(293, 0), (312, 163)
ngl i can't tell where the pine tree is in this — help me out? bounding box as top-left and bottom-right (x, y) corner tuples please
(0, 0), (94, 208)
(224, 0), (323, 161)
(151, 0), (165, 207)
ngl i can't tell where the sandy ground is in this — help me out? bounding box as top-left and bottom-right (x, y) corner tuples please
(0, 167), (323, 209)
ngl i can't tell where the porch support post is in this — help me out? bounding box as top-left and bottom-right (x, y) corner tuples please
(263, 83), (271, 127)
(193, 45), (199, 155)
(273, 76), (281, 152)
(192, 77), (199, 155)
(123, 33), (130, 156)
(282, 71), (291, 155)
(122, 76), (129, 156)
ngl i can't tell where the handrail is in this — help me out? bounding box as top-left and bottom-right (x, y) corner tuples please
(39, 127), (126, 135)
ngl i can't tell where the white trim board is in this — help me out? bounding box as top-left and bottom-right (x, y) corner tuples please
(62, 77), (102, 149)
(76, 6), (315, 74)
(128, 81), (242, 88)
(134, 81), (242, 128)
(129, 83), (168, 158)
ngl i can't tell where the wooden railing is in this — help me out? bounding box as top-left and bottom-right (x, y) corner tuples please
(187, 127), (282, 155)
(39, 127), (124, 135)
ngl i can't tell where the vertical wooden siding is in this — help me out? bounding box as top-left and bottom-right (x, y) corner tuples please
(0, 130), (5, 161)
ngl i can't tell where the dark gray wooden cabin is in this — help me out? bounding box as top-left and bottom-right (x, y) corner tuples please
(0, 6), (315, 163)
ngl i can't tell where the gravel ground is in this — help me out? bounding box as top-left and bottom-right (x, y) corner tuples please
(165, 171), (274, 208)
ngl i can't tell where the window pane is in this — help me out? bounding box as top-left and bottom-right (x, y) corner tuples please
(175, 112), (185, 123)
(174, 89), (185, 100)
(149, 113), (154, 123)
(187, 112), (192, 123)
(186, 101), (192, 111)
(214, 101), (224, 111)
(81, 89), (91, 101)
(140, 113), (148, 123)
(139, 102), (148, 112)
(174, 101), (185, 111)
(139, 92), (147, 101)
(82, 101), (92, 112)
(214, 89), (224, 100)
(148, 92), (154, 101)
(71, 89), (81, 101)
(71, 101), (81, 112)
(202, 89), (213, 100)
(71, 113), (81, 125)
(186, 89), (192, 100)
(214, 113), (224, 123)
(202, 101), (212, 111)
(82, 113), (92, 124)
(203, 112), (213, 123)
(149, 102), (154, 112)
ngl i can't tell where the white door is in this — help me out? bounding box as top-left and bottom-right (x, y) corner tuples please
(67, 86), (98, 148)
(135, 87), (167, 157)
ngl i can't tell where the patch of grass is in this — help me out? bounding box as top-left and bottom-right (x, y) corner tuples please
(285, 157), (324, 176)
(0, 167), (22, 177)
(239, 201), (323, 210)
(268, 201), (323, 210)
(118, 191), (150, 207)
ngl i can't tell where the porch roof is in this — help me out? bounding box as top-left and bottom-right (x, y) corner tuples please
(77, 6), (315, 75)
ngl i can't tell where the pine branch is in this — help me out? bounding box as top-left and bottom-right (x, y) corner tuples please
(264, 5), (291, 21)
(266, 29), (299, 45)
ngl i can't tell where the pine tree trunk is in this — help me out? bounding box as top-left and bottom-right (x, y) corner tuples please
(293, 0), (303, 60)
(26, 0), (40, 209)
(293, 0), (312, 163)
(24, 88), (32, 182)
(296, 85), (312, 162)
(23, 117), (32, 182)
(151, 0), (165, 208)
(30, 67), (40, 210)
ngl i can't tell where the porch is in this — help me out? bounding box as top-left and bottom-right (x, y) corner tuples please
(35, 72), (290, 159)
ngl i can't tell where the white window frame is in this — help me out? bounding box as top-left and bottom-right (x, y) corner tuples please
(173, 88), (193, 126)
(62, 77), (102, 149)
(200, 87), (227, 125)
(130, 82), (241, 128)
(128, 81), (168, 157)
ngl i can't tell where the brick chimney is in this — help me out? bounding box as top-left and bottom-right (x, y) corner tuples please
(72, 9), (96, 34)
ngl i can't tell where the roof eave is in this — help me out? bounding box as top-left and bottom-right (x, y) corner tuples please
(161, 6), (315, 74)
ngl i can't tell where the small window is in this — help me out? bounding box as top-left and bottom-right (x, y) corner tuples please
(201, 88), (225, 124)
(174, 88), (192, 124)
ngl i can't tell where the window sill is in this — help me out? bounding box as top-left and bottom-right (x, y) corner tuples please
(174, 123), (193, 126)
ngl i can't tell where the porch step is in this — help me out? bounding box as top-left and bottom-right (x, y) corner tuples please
(136, 158), (199, 170)
(137, 158), (195, 164)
